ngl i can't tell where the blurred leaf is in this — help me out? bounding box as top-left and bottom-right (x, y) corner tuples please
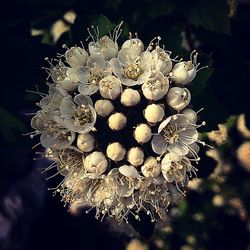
(179, 200), (188, 215)
(186, 0), (231, 35)
(0, 107), (27, 143)
(91, 15), (115, 37)
(147, 1), (175, 18)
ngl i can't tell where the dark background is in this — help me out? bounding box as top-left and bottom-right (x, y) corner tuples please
(0, 0), (250, 249)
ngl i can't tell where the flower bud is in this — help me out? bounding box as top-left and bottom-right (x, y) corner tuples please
(141, 156), (161, 178)
(172, 61), (196, 85)
(181, 108), (197, 124)
(144, 104), (165, 124)
(166, 87), (191, 111)
(127, 147), (144, 166)
(108, 112), (127, 131)
(94, 99), (114, 117)
(77, 133), (94, 152)
(84, 151), (108, 176)
(121, 88), (140, 106)
(121, 38), (144, 56)
(237, 142), (250, 171)
(134, 123), (152, 144)
(65, 47), (88, 68)
(106, 142), (126, 161)
(99, 75), (122, 100)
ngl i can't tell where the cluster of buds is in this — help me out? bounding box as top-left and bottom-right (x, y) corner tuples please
(29, 22), (208, 223)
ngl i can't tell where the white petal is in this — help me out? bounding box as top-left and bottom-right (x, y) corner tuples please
(151, 134), (168, 155)
(119, 165), (139, 178)
(60, 96), (75, 118)
(74, 94), (93, 106)
(78, 84), (99, 96)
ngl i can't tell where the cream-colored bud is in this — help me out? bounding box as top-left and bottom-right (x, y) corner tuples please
(84, 151), (108, 176)
(127, 147), (144, 166)
(99, 75), (121, 100)
(144, 104), (165, 124)
(141, 156), (161, 178)
(236, 142), (250, 171)
(121, 88), (140, 106)
(166, 87), (191, 111)
(181, 108), (197, 124)
(134, 123), (152, 144)
(108, 112), (127, 130)
(94, 99), (114, 117)
(106, 142), (126, 161)
(77, 133), (94, 152)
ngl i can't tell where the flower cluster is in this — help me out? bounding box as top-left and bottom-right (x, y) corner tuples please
(30, 23), (208, 223)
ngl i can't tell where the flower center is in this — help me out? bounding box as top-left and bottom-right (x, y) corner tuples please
(185, 61), (194, 70)
(162, 124), (179, 144)
(124, 64), (143, 80)
(89, 67), (104, 85)
(74, 106), (92, 126)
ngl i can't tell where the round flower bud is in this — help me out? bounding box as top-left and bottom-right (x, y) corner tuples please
(134, 123), (152, 144)
(121, 38), (144, 56)
(141, 156), (161, 178)
(237, 142), (250, 171)
(108, 112), (127, 131)
(77, 133), (94, 152)
(121, 88), (140, 107)
(99, 75), (122, 100)
(127, 147), (144, 166)
(181, 108), (197, 124)
(172, 61), (197, 85)
(106, 142), (126, 162)
(144, 104), (165, 124)
(94, 99), (114, 117)
(84, 151), (108, 176)
(166, 87), (191, 111)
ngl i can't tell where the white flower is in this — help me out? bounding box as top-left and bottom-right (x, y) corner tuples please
(89, 35), (118, 60)
(31, 110), (75, 148)
(141, 157), (161, 178)
(127, 147), (144, 166)
(94, 99), (114, 117)
(57, 94), (96, 133)
(161, 152), (194, 183)
(171, 51), (199, 85)
(77, 133), (95, 152)
(151, 114), (198, 156)
(110, 49), (151, 86)
(166, 87), (191, 111)
(142, 71), (169, 100)
(144, 103), (165, 124)
(84, 151), (108, 177)
(108, 112), (127, 131)
(120, 88), (140, 106)
(121, 38), (144, 56)
(134, 123), (152, 144)
(51, 65), (81, 91)
(77, 54), (112, 95)
(65, 46), (88, 68)
(151, 46), (172, 75)
(99, 75), (122, 100)
(106, 142), (126, 161)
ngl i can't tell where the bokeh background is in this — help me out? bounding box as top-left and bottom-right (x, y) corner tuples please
(1, 0), (250, 249)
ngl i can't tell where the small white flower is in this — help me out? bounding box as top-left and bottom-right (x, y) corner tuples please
(110, 49), (151, 86)
(171, 51), (199, 85)
(108, 112), (127, 131)
(142, 71), (169, 101)
(106, 142), (126, 161)
(94, 99), (114, 117)
(120, 88), (140, 106)
(151, 46), (172, 75)
(77, 54), (112, 95)
(141, 156), (161, 178)
(144, 103), (165, 125)
(127, 147), (144, 166)
(65, 46), (88, 68)
(121, 38), (144, 56)
(84, 151), (108, 176)
(151, 114), (198, 156)
(161, 152), (194, 183)
(134, 123), (152, 144)
(89, 35), (118, 60)
(99, 75), (122, 100)
(166, 87), (191, 111)
(57, 94), (96, 133)
(77, 133), (95, 152)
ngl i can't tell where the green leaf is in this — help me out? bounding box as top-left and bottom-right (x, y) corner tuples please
(91, 15), (115, 37)
(0, 107), (27, 143)
(186, 0), (231, 35)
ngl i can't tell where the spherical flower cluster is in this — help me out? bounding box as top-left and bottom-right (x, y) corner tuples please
(30, 23), (208, 223)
